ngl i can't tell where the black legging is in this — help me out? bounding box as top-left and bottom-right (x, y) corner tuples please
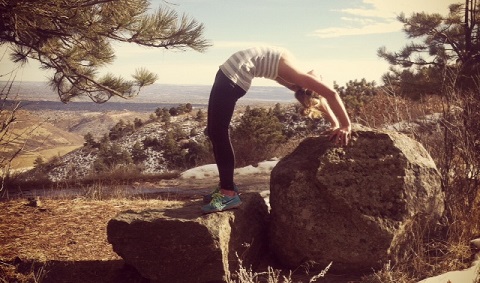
(207, 69), (246, 191)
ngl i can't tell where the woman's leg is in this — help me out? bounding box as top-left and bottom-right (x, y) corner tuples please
(207, 70), (246, 191)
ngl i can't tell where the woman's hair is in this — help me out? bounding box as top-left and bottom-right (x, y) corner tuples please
(294, 88), (328, 119)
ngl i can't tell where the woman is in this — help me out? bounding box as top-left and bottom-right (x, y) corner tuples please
(202, 46), (351, 213)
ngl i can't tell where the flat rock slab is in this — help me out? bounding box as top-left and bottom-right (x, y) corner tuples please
(107, 193), (269, 283)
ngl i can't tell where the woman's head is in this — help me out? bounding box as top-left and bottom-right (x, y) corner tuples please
(294, 88), (327, 119)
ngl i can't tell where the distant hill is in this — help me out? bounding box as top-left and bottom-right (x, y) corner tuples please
(14, 100), (204, 113)
(2, 81), (296, 107)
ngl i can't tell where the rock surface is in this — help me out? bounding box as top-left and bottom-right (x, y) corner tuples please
(107, 193), (269, 283)
(269, 126), (445, 272)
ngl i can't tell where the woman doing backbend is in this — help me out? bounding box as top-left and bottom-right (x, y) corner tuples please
(202, 46), (351, 213)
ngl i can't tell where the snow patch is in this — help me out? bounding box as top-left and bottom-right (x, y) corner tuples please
(180, 158), (279, 179)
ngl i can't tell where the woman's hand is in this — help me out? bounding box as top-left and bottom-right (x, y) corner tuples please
(329, 126), (351, 146)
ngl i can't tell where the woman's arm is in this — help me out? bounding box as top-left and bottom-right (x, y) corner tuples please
(316, 97), (340, 129)
(277, 55), (352, 145)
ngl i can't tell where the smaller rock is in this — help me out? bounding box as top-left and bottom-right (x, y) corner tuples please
(26, 197), (42, 208)
(107, 193), (269, 283)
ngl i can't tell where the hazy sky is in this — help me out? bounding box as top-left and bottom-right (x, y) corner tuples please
(0, 0), (458, 88)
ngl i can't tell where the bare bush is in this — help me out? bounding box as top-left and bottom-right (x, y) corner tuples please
(353, 88), (444, 128)
(439, 85), (480, 215)
(353, 70), (480, 282)
(0, 76), (23, 195)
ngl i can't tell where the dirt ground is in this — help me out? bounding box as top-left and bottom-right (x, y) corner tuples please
(0, 174), (362, 283)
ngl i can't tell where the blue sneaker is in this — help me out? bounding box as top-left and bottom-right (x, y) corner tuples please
(203, 185), (239, 203)
(201, 193), (242, 214)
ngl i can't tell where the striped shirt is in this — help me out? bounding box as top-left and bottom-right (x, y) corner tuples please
(219, 46), (286, 92)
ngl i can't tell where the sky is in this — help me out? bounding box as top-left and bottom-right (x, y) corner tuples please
(0, 0), (459, 88)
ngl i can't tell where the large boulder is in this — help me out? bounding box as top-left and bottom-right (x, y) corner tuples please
(269, 126), (444, 272)
(107, 193), (269, 283)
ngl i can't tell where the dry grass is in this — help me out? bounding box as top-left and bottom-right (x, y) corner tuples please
(0, 110), (85, 171)
(231, 256), (333, 283)
(353, 92), (444, 127)
(8, 145), (82, 170)
(0, 198), (184, 262)
(0, 196), (184, 283)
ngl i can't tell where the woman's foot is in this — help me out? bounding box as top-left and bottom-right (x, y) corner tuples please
(203, 185), (239, 203)
(201, 191), (242, 214)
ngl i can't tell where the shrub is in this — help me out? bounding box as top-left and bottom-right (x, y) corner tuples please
(196, 109), (206, 122)
(33, 156), (44, 170)
(334, 78), (378, 116)
(83, 132), (99, 148)
(133, 117), (143, 129)
(161, 130), (186, 169)
(131, 141), (147, 163)
(184, 139), (213, 168)
(169, 107), (180, 116)
(143, 136), (161, 149)
(93, 143), (133, 172)
(231, 107), (286, 167)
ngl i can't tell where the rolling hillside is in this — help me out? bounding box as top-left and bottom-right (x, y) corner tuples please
(2, 109), (152, 170)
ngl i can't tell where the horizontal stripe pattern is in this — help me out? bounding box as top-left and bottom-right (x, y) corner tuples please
(219, 46), (284, 92)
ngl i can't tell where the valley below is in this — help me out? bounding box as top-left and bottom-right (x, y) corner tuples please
(3, 108), (154, 171)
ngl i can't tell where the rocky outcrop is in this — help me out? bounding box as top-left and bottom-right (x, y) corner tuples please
(269, 126), (444, 272)
(107, 193), (269, 283)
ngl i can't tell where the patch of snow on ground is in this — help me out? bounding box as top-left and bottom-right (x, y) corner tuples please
(180, 164), (219, 179)
(234, 159), (279, 176)
(417, 238), (480, 283)
(417, 265), (479, 283)
(180, 158), (279, 179)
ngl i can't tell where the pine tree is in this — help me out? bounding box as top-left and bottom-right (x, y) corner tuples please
(195, 109), (206, 122)
(83, 132), (98, 148)
(333, 79), (378, 110)
(131, 141), (147, 163)
(378, 1), (479, 90)
(33, 156), (44, 170)
(94, 143), (133, 171)
(1, 0), (210, 102)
